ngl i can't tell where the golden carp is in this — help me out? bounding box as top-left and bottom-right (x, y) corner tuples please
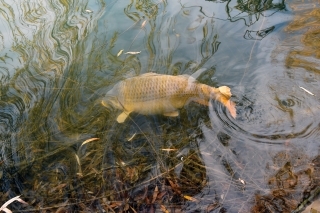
(102, 73), (236, 123)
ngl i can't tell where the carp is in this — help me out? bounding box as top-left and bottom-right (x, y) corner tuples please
(102, 73), (236, 123)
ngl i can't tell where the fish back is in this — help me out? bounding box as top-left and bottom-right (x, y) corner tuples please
(121, 74), (200, 103)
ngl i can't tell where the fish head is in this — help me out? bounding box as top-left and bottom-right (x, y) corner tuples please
(210, 86), (236, 118)
(101, 95), (123, 110)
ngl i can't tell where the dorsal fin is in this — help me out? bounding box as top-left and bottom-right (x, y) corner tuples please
(124, 70), (137, 78)
(138, 72), (161, 77)
(190, 68), (207, 79)
(179, 74), (198, 83)
(136, 73), (198, 83)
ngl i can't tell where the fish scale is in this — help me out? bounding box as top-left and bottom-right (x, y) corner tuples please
(102, 73), (236, 123)
(123, 76), (193, 101)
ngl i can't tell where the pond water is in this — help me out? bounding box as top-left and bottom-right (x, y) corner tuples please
(0, 0), (320, 212)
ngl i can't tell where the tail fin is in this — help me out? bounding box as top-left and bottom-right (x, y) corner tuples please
(101, 95), (123, 110)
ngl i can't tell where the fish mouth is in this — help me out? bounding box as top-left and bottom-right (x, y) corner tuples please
(209, 86), (236, 118)
(218, 86), (232, 98)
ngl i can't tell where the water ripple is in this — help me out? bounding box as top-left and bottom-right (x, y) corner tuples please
(0, 0), (105, 196)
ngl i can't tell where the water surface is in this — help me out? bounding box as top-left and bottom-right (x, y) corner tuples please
(0, 0), (319, 212)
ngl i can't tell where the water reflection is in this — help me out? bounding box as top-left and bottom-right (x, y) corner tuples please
(286, 8), (320, 74)
(227, 0), (286, 26)
(0, 0), (319, 212)
(244, 26), (275, 40)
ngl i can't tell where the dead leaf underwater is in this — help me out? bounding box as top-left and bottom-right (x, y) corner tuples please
(102, 73), (236, 123)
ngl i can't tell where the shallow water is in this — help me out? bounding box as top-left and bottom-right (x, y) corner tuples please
(0, 0), (319, 212)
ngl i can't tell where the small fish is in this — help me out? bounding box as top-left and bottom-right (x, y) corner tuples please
(299, 86), (315, 96)
(127, 133), (136, 141)
(183, 195), (198, 202)
(141, 20), (147, 28)
(124, 51), (141, 55)
(117, 49), (124, 57)
(102, 73), (236, 123)
(161, 148), (178, 151)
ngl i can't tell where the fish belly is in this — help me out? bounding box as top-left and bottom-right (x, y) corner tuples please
(123, 97), (186, 115)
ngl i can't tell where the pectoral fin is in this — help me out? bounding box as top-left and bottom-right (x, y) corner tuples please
(117, 111), (131, 123)
(163, 111), (179, 117)
(217, 96), (237, 119)
(226, 100), (237, 118)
